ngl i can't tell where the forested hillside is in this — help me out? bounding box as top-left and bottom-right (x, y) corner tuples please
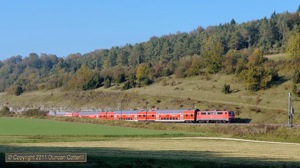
(1, 8), (300, 95)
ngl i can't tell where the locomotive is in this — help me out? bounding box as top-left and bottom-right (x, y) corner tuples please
(67, 109), (235, 123)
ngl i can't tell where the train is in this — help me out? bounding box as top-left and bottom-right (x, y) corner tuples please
(64, 109), (236, 123)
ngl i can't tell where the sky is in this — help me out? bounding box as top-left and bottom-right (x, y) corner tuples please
(0, 0), (299, 60)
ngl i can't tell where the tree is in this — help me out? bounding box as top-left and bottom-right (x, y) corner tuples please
(15, 85), (23, 96)
(136, 63), (153, 86)
(67, 64), (99, 90)
(187, 56), (203, 76)
(104, 76), (112, 88)
(258, 17), (275, 52)
(239, 49), (271, 91)
(286, 32), (300, 63)
(203, 36), (224, 74)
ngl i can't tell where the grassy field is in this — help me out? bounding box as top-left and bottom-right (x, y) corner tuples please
(0, 117), (300, 167)
(0, 117), (202, 143)
(1, 138), (300, 168)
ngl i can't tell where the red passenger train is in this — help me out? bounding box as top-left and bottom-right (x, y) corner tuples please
(68, 109), (235, 123)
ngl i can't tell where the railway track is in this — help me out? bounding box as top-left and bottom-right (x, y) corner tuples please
(173, 122), (300, 127)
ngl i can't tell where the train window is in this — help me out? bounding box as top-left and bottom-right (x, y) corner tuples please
(152, 115), (154, 117)
(164, 118), (166, 120)
(176, 118), (178, 120)
(104, 115), (106, 117)
(138, 115), (141, 117)
(185, 114), (188, 117)
(111, 115), (113, 117)
(99, 115), (102, 118)
(217, 112), (223, 115)
(225, 112), (227, 114)
(191, 114), (193, 117)
(143, 115), (145, 117)
(201, 112), (206, 115)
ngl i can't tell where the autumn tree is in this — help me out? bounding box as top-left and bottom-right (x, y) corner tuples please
(67, 64), (101, 90)
(202, 36), (224, 74)
(187, 56), (204, 76)
(239, 49), (271, 91)
(136, 63), (153, 86)
(286, 31), (300, 64)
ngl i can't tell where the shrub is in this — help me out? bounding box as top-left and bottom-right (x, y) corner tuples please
(22, 109), (48, 117)
(0, 106), (12, 117)
(122, 81), (131, 90)
(293, 69), (300, 84)
(292, 84), (300, 97)
(222, 84), (231, 94)
(104, 76), (112, 88)
(15, 86), (23, 96)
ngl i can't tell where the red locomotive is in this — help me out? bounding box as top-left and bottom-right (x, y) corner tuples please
(68, 109), (235, 123)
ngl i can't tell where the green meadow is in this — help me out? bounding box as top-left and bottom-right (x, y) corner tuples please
(0, 117), (202, 136)
(0, 117), (300, 168)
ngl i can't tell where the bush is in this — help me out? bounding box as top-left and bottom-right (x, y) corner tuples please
(122, 81), (131, 90)
(15, 86), (23, 96)
(22, 109), (48, 117)
(292, 85), (300, 97)
(104, 76), (112, 88)
(0, 106), (12, 117)
(222, 84), (231, 94)
(293, 69), (300, 84)
(140, 77), (153, 86)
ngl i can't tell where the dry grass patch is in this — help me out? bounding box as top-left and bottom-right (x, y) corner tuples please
(12, 137), (300, 162)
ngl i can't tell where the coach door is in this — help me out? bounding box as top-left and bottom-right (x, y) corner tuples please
(180, 114), (184, 120)
(134, 114), (137, 121)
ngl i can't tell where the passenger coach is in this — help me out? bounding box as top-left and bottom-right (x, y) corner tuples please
(66, 109), (235, 123)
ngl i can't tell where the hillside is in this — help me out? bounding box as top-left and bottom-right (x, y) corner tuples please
(1, 69), (299, 124)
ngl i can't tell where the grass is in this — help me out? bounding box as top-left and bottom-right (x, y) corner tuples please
(1, 117), (300, 167)
(1, 138), (300, 168)
(2, 116), (300, 143)
(0, 117), (200, 139)
(128, 75), (300, 124)
(264, 53), (289, 61)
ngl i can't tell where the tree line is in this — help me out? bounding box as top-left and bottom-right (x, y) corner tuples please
(0, 7), (300, 95)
